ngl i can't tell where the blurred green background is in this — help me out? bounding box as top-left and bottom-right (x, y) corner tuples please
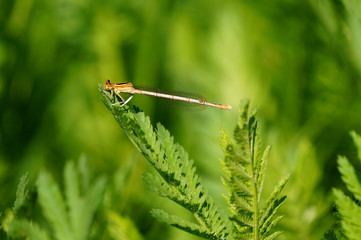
(1, 0), (361, 239)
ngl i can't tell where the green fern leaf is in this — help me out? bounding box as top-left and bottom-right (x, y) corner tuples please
(7, 157), (106, 240)
(332, 131), (361, 240)
(64, 160), (106, 240)
(338, 156), (361, 202)
(220, 100), (289, 240)
(333, 189), (361, 240)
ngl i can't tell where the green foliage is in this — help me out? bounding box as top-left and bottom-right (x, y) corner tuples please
(332, 131), (361, 240)
(101, 85), (289, 239)
(220, 100), (290, 240)
(3, 157), (107, 240)
(2, 0), (361, 239)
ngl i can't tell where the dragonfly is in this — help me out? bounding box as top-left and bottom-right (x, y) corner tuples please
(104, 80), (232, 110)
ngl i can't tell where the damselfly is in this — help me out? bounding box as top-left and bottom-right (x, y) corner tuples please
(105, 80), (232, 110)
